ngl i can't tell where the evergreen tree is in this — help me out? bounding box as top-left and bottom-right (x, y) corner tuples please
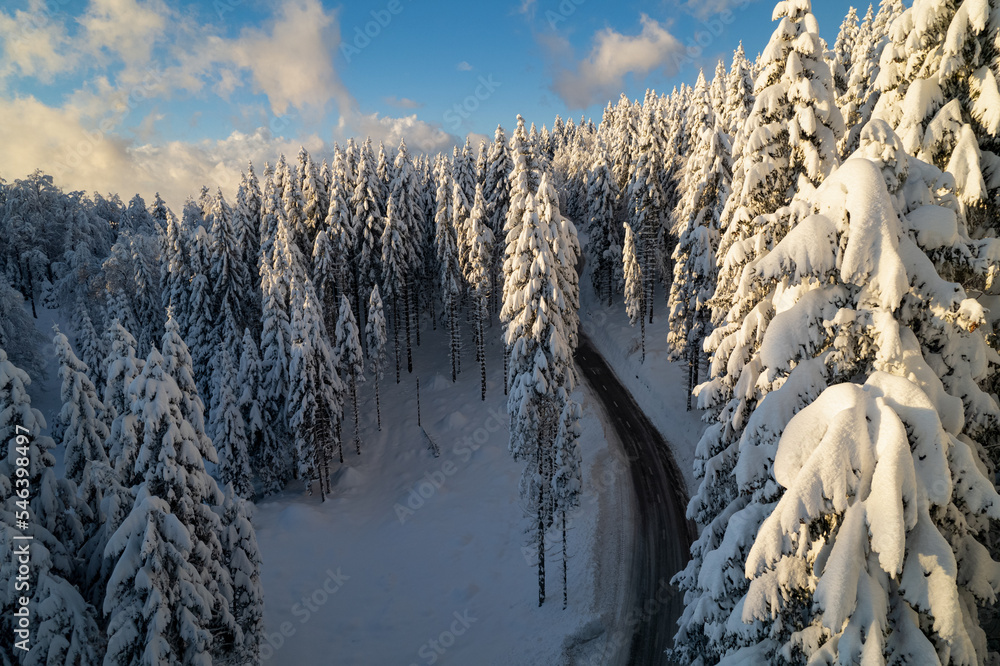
(0, 346), (102, 666)
(551, 399), (582, 611)
(53, 329), (110, 485)
(210, 189), (251, 358)
(103, 346), (236, 666)
(210, 344), (253, 499)
(216, 487), (263, 665)
(622, 222), (645, 362)
(706, 147), (1000, 664)
(334, 295), (365, 455)
(366, 285), (388, 431)
(873, 0), (1000, 235)
(436, 170), (463, 383)
(381, 195), (407, 385)
(484, 125), (512, 313)
(668, 95), (732, 407)
(501, 172), (579, 607)
(103, 320), (144, 483)
(585, 144), (622, 306)
(236, 328), (266, 499)
(288, 263), (344, 491)
(468, 183), (495, 401)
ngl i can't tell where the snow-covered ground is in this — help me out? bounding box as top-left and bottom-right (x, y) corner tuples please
(577, 263), (708, 496)
(253, 316), (633, 665)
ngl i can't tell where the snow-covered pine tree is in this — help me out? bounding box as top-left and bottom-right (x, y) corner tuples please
(258, 224), (293, 495)
(74, 297), (107, 396)
(551, 398), (582, 611)
(160, 210), (192, 343)
(53, 329), (110, 485)
(382, 195), (407, 385)
(391, 139), (423, 375)
(235, 162), (263, 330)
(216, 486), (263, 665)
(103, 319), (144, 483)
(715, 146), (1000, 665)
(622, 222), (645, 362)
(468, 183), (495, 401)
(839, 3), (879, 157)
(626, 100), (667, 325)
(484, 125), (512, 314)
(210, 188), (251, 359)
(302, 148), (327, 245)
(334, 295), (365, 455)
(436, 169), (463, 383)
(354, 139), (385, 306)
(673, 4), (847, 661)
(585, 143), (622, 306)
(185, 223), (217, 404)
(236, 327), (266, 498)
(831, 6), (859, 101)
(326, 144), (359, 314)
(501, 172), (579, 607)
(210, 344), (253, 499)
(0, 346), (103, 666)
(873, 0), (1000, 235)
(161, 316), (216, 469)
(668, 91), (732, 408)
(288, 263), (344, 489)
(103, 346), (236, 666)
(366, 285), (388, 431)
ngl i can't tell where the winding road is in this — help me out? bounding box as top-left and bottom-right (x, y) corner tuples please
(575, 333), (696, 666)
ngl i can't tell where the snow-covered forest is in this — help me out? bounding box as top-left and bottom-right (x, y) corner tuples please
(1, 0), (1000, 663)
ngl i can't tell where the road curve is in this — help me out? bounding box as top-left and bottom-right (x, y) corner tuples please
(575, 333), (696, 666)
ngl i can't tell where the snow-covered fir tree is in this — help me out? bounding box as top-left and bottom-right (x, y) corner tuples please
(668, 86), (732, 407)
(366, 285), (388, 431)
(236, 327), (266, 499)
(622, 221), (645, 362)
(53, 329), (110, 485)
(334, 295), (364, 455)
(502, 171), (579, 607)
(468, 183), (495, 401)
(103, 346), (237, 666)
(585, 143), (622, 306)
(210, 343), (253, 499)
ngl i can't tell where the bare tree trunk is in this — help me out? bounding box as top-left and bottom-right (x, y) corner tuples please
(374, 371), (382, 431)
(537, 438), (546, 608)
(404, 279), (413, 374)
(562, 510), (568, 610)
(352, 374), (361, 454)
(393, 293), (400, 384)
(478, 301), (487, 401)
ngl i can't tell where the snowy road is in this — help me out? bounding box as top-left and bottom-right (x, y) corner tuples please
(575, 333), (695, 666)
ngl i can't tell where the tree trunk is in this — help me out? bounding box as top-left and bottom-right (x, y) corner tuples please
(562, 510), (568, 610)
(404, 279), (413, 374)
(393, 293), (401, 384)
(352, 374), (361, 454)
(449, 300), (458, 383)
(413, 279), (421, 346)
(478, 301), (487, 402)
(537, 438), (546, 608)
(374, 371), (382, 431)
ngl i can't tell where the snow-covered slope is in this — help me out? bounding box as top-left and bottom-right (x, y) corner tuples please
(253, 316), (632, 664)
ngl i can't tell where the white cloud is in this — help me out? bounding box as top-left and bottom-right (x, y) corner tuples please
(350, 112), (455, 154)
(383, 95), (423, 109)
(0, 0), (467, 211)
(456, 61), (473, 71)
(79, 0), (168, 67)
(518, 0), (536, 15)
(0, 0), (77, 85)
(229, 0), (351, 119)
(549, 14), (685, 109)
(680, 0), (760, 21)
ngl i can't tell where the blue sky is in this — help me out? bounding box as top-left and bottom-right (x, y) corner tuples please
(0, 0), (864, 209)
